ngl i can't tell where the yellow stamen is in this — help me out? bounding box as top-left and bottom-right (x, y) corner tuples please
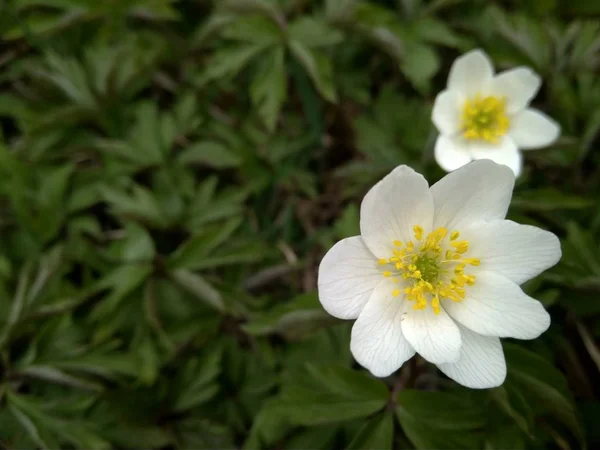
(378, 225), (480, 314)
(461, 94), (509, 143)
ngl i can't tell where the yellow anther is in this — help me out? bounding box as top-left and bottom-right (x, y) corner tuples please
(383, 271), (392, 277)
(392, 289), (401, 297)
(413, 225), (424, 241)
(451, 240), (469, 250)
(450, 231), (460, 241)
(393, 240), (402, 247)
(412, 270), (422, 278)
(395, 262), (403, 270)
(463, 258), (480, 266)
(408, 264), (417, 271)
(378, 258), (388, 265)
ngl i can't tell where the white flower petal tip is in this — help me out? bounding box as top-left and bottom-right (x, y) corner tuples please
(434, 135), (472, 172)
(437, 325), (506, 389)
(510, 109), (561, 149)
(434, 49), (559, 175)
(447, 49), (494, 95)
(350, 280), (415, 377)
(491, 67), (541, 114)
(318, 164), (557, 388)
(401, 305), (462, 364)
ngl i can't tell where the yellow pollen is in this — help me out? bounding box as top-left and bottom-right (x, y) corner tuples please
(413, 225), (424, 240)
(379, 224), (481, 314)
(461, 94), (509, 143)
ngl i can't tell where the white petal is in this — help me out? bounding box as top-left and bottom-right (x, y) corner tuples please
(401, 303), (461, 364)
(437, 324), (506, 389)
(469, 136), (522, 177)
(430, 159), (515, 231)
(350, 280), (415, 377)
(509, 109), (560, 149)
(434, 135), (473, 172)
(432, 90), (463, 135)
(442, 271), (551, 340)
(447, 49), (494, 97)
(318, 236), (381, 320)
(490, 67), (541, 114)
(360, 165), (434, 259)
(465, 219), (561, 285)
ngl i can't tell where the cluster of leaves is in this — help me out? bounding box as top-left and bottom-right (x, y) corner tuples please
(0, 0), (599, 448)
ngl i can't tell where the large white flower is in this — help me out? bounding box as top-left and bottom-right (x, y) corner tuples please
(432, 49), (560, 177)
(317, 160), (561, 389)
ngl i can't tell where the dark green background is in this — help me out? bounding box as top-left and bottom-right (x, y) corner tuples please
(0, 0), (598, 448)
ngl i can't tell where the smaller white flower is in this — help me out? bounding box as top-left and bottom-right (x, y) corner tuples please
(317, 161), (561, 389)
(432, 49), (560, 176)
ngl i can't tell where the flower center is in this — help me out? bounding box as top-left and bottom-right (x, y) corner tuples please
(378, 225), (480, 315)
(461, 94), (509, 143)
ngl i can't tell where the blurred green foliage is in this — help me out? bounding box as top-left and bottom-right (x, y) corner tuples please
(0, 0), (599, 448)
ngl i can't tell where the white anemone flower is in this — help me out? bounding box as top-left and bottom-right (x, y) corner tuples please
(317, 160), (560, 388)
(432, 49), (560, 176)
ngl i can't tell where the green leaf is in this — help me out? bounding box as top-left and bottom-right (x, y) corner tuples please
(288, 17), (344, 48)
(241, 292), (332, 339)
(8, 392), (110, 450)
(400, 40), (440, 94)
(168, 217), (243, 269)
(412, 18), (467, 48)
(38, 164), (74, 208)
(198, 44), (267, 84)
(170, 269), (225, 313)
(173, 347), (222, 412)
(512, 188), (594, 211)
(289, 41), (337, 102)
(129, 101), (166, 164)
(244, 398), (292, 449)
(347, 411), (393, 450)
(504, 343), (585, 447)
(177, 141), (242, 168)
(396, 390), (486, 449)
(484, 423), (527, 450)
(277, 363), (388, 425)
(100, 184), (167, 227)
(14, 365), (103, 392)
(287, 425), (338, 449)
(221, 16), (282, 44)
(251, 46), (287, 131)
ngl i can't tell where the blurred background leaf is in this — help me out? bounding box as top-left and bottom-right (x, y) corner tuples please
(0, 0), (598, 448)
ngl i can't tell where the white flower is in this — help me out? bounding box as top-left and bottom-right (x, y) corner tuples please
(432, 49), (560, 177)
(317, 160), (561, 389)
